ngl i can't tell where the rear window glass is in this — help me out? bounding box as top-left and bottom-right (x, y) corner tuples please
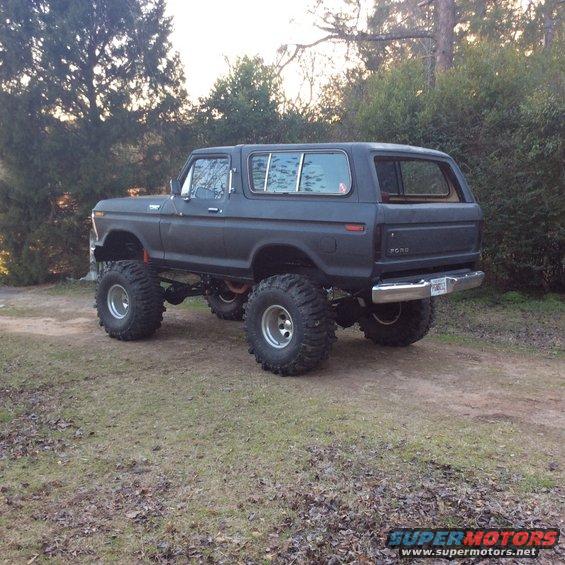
(250, 151), (351, 194)
(401, 160), (449, 196)
(375, 157), (460, 202)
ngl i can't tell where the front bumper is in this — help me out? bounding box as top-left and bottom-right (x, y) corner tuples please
(372, 270), (485, 304)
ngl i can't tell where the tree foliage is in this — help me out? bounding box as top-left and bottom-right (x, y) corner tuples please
(195, 56), (328, 146)
(0, 0), (188, 284)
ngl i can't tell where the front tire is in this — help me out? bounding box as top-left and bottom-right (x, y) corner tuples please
(359, 298), (435, 346)
(96, 261), (165, 341)
(244, 274), (336, 376)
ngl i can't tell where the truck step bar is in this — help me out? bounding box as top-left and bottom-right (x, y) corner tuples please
(372, 271), (485, 304)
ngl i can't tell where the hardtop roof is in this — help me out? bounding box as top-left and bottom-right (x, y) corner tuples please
(192, 142), (450, 159)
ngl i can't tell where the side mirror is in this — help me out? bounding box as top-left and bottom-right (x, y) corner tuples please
(170, 179), (181, 197)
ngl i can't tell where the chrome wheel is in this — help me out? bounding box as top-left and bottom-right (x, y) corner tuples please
(107, 284), (130, 320)
(372, 302), (402, 325)
(218, 290), (237, 304)
(261, 305), (294, 349)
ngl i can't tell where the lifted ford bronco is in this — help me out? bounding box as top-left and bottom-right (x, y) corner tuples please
(92, 142), (484, 375)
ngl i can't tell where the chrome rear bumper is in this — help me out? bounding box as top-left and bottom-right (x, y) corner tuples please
(372, 271), (485, 304)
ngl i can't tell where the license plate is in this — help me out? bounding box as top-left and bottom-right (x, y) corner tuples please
(430, 277), (448, 296)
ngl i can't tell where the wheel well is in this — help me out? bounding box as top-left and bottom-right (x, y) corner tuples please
(252, 245), (324, 282)
(94, 231), (144, 262)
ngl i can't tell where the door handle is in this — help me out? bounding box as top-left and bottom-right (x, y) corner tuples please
(208, 207), (221, 213)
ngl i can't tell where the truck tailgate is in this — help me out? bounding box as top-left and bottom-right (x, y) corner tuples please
(374, 203), (482, 275)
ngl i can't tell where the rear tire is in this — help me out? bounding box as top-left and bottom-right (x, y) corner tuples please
(359, 298), (435, 346)
(96, 261), (165, 341)
(206, 285), (247, 321)
(244, 274), (336, 376)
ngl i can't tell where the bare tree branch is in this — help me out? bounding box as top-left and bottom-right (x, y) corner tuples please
(322, 28), (435, 42)
(277, 34), (337, 70)
(277, 28), (434, 70)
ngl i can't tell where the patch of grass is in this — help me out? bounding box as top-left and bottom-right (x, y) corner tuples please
(519, 472), (558, 492)
(432, 331), (563, 358)
(434, 289), (564, 354)
(175, 295), (208, 311)
(0, 334), (135, 390)
(1, 335), (562, 558)
(448, 286), (564, 314)
(40, 280), (95, 297)
(0, 303), (65, 319)
(0, 304), (33, 317)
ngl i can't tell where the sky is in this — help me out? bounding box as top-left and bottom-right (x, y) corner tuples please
(165, 0), (353, 102)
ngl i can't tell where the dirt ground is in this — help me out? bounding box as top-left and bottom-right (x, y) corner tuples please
(0, 284), (563, 562)
(1, 285), (562, 430)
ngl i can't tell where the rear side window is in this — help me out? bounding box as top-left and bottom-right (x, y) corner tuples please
(266, 152), (301, 192)
(250, 154), (268, 190)
(250, 151), (351, 195)
(300, 153), (351, 194)
(374, 160), (400, 195)
(375, 157), (460, 203)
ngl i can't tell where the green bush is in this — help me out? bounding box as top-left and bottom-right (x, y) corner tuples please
(544, 292), (563, 304)
(500, 291), (527, 305)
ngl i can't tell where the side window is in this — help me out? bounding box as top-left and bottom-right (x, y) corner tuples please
(250, 151), (352, 194)
(299, 152), (351, 194)
(266, 152), (301, 192)
(374, 160), (400, 195)
(250, 154), (268, 190)
(181, 157), (229, 200)
(400, 160), (449, 196)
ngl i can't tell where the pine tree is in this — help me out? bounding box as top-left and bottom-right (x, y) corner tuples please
(0, 0), (187, 283)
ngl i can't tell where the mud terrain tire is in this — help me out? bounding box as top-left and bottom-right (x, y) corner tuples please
(96, 261), (165, 341)
(244, 274), (336, 376)
(206, 286), (247, 321)
(359, 298), (435, 346)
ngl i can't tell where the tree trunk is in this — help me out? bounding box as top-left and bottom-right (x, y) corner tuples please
(543, 0), (556, 49)
(435, 0), (456, 73)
